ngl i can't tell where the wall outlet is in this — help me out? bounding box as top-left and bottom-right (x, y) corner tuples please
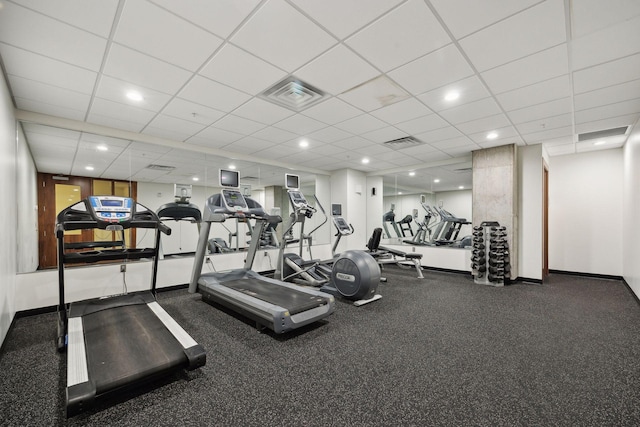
(264, 251), (268, 256)
(120, 264), (126, 272)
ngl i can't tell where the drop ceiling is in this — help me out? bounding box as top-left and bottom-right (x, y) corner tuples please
(0, 0), (639, 193)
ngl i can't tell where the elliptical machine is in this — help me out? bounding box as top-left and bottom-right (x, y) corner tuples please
(275, 177), (381, 306)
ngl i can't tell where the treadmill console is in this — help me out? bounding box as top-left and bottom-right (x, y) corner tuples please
(288, 190), (308, 209)
(220, 188), (249, 213)
(88, 196), (134, 223)
(333, 216), (353, 235)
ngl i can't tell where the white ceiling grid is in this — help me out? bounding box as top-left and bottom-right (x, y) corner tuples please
(0, 0), (638, 192)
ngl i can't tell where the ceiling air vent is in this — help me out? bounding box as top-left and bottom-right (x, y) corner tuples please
(146, 164), (176, 171)
(453, 167), (473, 173)
(383, 136), (425, 150)
(260, 76), (326, 111)
(242, 176), (259, 180)
(578, 126), (628, 141)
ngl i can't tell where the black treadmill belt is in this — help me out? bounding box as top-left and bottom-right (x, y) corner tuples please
(222, 278), (327, 315)
(83, 304), (186, 394)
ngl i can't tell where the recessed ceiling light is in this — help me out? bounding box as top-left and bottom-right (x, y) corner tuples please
(299, 139), (309, 148)
(85, 166), (94, 171)
(486, 132), (498, 140)
(434, 179), (440, 183)
(126, 90), (144, 102)
(398, 192), (403, 195)
(458, 186), (464, 190)
(228, 164), (236, 170)
(409, 171), (416, 176)
(96, 144), (108, 151)
(444, 90), (460, 101)
(593, 140), (606, 146)
(192, 177), (199, 181)
(361, 157), (370, 164)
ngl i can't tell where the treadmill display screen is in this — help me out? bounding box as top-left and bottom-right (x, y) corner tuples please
(101, 199), (123, 207)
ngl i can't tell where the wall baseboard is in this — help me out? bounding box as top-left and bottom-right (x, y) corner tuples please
(548, 269), (623, 281)
(621, 278), (640, 306)
(514, 277), (543, 285)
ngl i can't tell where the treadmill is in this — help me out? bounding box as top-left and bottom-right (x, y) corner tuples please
(189, 181), (335, 334)
(56, 196), (206, 417)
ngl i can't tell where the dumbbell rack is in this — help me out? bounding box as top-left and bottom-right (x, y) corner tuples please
(471, 221), (510, 286)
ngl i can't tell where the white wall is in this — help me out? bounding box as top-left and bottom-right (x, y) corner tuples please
(331, 169), (368, 252)
(0, 71), (17, 346)
(549, 148), (623, 275)
(366, 176), (384, 240)
(518, 145), (543, 280)
(16, 124), (38, 273)
(623, 129), (640, 297)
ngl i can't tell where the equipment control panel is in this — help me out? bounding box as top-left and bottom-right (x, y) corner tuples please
(221, 189), (249, 213)
(333, 216), (353, 236)
(88, 196), (134, 222)
(288, 190), (308, 209)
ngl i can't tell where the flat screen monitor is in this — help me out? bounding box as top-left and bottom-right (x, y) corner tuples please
(174, 183), (192, 200)
(331, 204), (342, 216)
(285, 174), (299, 190)
(220, 169), (239, 188)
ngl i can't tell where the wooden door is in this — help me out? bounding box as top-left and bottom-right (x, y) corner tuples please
(37, 173), (92, 269)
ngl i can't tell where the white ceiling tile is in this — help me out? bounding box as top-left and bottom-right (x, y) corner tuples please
(251, 126), (298, 143)
(149, 0), (261, 39)
(104, 44), (192, 94)
(415, 126), (463, 144)
(389, 44), (474, 95)
(12, 0), (119, 37)
(307, 127), (352, 143)
(80, 133), (131, 151)
(521, 125), (573, 143)
(200, 44), (287, 95)
(0, 1), (107, 70)
(162, 98), (226, 125)
(15, 97), (87, 121)
(338, 75), (410, 112)
(345, 0), (451, 72)
(439, 97), (502, 124)
(230, 0), (336, 72)
(544, 142), (575, 156)
(115, 1), (223, 71)
(95, 76), (173, 112)
(370, 98), (433, 125)
(0, 44), (97, 94)
(302, 97), (363, 125)
(273, 114), (327, 135)
(143, 114), (207, 141)
(481, 44), (569, 94)
(223, 137), (278, 155)
(361, 126), (408, 143)
(429, 136), (475, 149)
(575, 99), (640, 125)
(307, 143), (350, 156)
(9, 75), (91, 112)
(455, 114), (512, 134)
(231, 98), (295, 125)
(186, 126), (243, 148)
(459, 0), (566, 72)
(572, 14), (640, 71)
(430, 0), (541, 39)
(336, 136), (376, 150)
(571, 0), (640, 38)
(572, 53), (640, 94)
(574, 79), (640, 112)
(294, 0), (403, 39)
(212, 114), (267, 134)
(496, 75), (571, 111)
(468, 126), (522, 145)
(417, 76), (490, 112)
(334, 113), (388, 134)
(85, 113), (147, 133)
(395, 114), (449, 135)
(89, 98), (157, 125)
(506, 97), (572, 124)
(516, 113), (573, 135)
(178, 76), (252, 112)
(294, 44), (380, 95)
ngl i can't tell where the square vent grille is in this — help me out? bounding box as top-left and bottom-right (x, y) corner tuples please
(578, 126), (628, 141)
(260, 76), (326, 111)
(383, 136), (425, 150)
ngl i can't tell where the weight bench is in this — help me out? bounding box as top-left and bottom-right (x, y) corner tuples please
(366, 228), (424, 279)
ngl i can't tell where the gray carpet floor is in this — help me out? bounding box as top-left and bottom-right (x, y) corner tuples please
(1, 267), (639, 426)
